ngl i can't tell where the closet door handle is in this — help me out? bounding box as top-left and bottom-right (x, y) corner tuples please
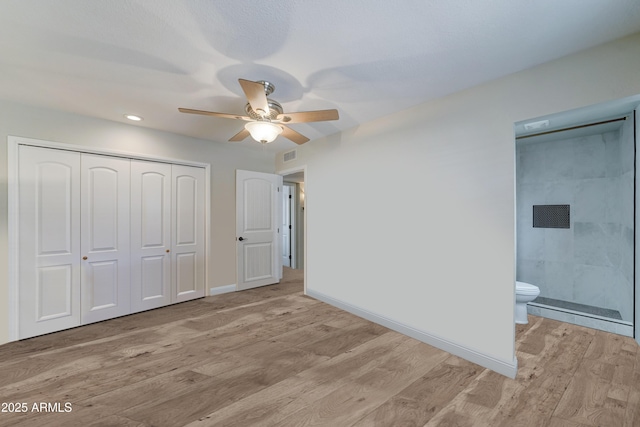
(82, 256), (88, 260)
(166, 249), (170, 253)
(238, 236), (247, 241)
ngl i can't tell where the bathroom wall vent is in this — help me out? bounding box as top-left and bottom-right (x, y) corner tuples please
(533, 204), (570, 229)
(283, 150), (296, 162)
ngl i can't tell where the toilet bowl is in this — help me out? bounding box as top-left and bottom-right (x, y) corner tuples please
(515, 281), (540, 324)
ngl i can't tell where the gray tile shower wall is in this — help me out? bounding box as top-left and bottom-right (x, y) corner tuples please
(516, 119), (634, 322)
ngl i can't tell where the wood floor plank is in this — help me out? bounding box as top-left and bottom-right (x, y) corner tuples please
(552, 329), (636, 427)
(351, 355), (482, 426)
(274, 342), (451, 427)
(5, 401), (147, 427)
(1, 267), (639, 427)
(625, 348), (640, 427)
(187, 332), (416, 427)
(545, 417), (592, 427)
(491, 321), (596, 427)
(296, 321), (389, 358)
(624, 383), (640, 427)
(120, 347), (326, 426)
(421, 369), (523, 427)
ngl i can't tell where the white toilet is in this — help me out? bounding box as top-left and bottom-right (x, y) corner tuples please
(515, 281), (540, 324)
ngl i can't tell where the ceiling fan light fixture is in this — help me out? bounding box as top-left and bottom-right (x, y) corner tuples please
(244, 121), (283, 144)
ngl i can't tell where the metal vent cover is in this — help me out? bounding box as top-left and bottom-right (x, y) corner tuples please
(283, 150), (296, 162)
(533, 204), (570, 229)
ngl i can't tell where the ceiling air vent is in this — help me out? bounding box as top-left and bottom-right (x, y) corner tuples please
(283, 150), (296, 162)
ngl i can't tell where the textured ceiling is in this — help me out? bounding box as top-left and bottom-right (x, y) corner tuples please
(1, 0), (640, 152)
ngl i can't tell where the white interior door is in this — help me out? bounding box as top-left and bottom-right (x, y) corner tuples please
(172, 164), (205, 302)
(236, 170), (282, 290)
(18, 146), (81, 339)
(131, 160), (172, 312)
(80, 154), (131, 324)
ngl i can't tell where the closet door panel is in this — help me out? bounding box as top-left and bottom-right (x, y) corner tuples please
(80, 154), (131, 324)
(172, 165), (205, 302)
(131, 160), (172, 312)
(176, 252), (196, 295)
(18, 146), (81, 339)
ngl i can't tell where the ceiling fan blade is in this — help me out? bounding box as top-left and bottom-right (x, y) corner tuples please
(178, 108), (251, 121)
(281, 125), (310, 145)
(238, 79), (270, 117)
(276, 109), (339, 124)
(229, 128), (250, 142)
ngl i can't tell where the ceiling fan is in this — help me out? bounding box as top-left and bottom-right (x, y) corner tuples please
(179, 79), (339, 145)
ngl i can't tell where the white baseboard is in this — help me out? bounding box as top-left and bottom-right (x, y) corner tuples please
(209, 284), (236, 296)
(306, 289), (518, 379)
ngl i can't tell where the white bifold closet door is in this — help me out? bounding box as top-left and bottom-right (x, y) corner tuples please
(130, 160), (172, 312)
(18, 146), (82, 338)
(80, 154), (131, 324)
(18, 145), (206, 339)
(172, 164), (206, 302)
(130, 162), (205, 309)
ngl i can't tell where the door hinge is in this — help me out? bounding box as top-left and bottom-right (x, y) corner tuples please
(289, 225), (292, 230)
(289, 194), (292, 199)
(289, 255), (292, 259)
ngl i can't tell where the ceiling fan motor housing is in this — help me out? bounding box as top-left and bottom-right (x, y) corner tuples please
(257, 80), (275, 96)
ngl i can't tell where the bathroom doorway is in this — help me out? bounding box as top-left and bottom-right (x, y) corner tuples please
(515, 95), (640, 338)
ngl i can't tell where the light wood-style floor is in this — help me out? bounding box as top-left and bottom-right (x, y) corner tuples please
(1, 268), (639, 426)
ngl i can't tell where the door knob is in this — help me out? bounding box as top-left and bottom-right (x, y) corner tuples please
(82, 256), (88, 260)
(166, 249), (170, 253)
(238, 236), (246, 241)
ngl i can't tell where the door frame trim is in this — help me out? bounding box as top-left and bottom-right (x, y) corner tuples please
(278, 165), (307, 295)
(7, 135), (211, 342)
(282, 182), (297, 269)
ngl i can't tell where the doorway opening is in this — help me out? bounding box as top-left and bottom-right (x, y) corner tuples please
(514, 94), (640, 341)
(280, 168), (306, 292)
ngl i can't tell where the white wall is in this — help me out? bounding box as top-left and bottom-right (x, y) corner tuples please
(0, 100), (275, 345)
(276, 33), (640, 376)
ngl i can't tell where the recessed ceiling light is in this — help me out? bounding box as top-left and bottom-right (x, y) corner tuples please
(124, 114), (143, 121)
